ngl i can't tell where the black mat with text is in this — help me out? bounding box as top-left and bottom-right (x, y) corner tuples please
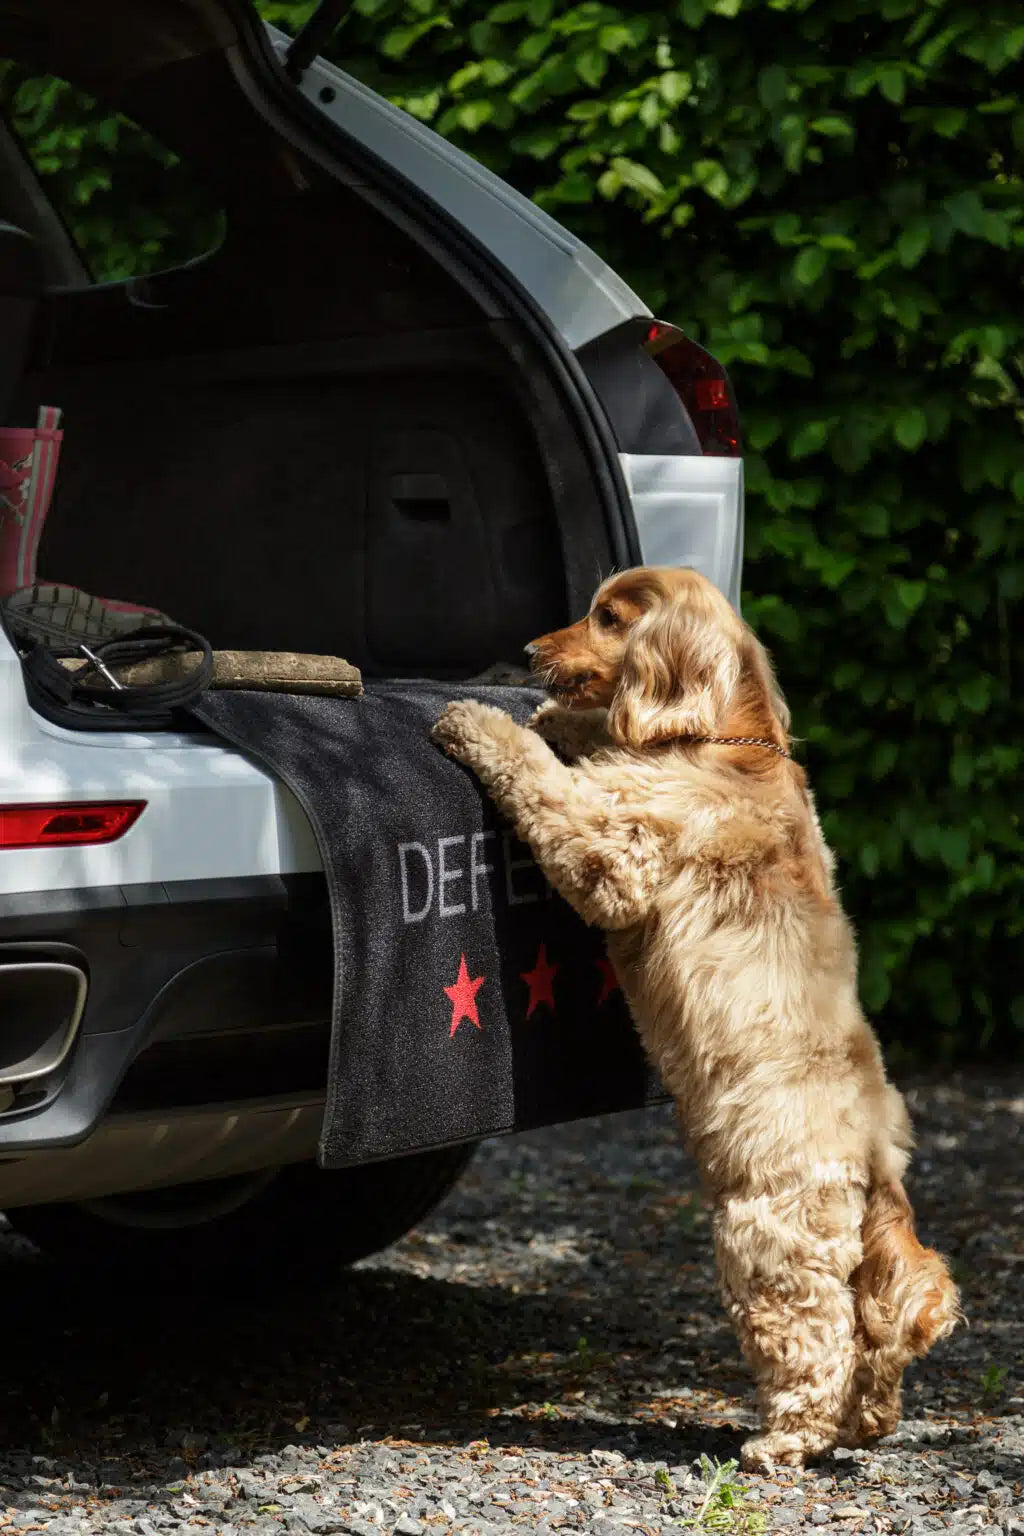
(191, 681), (663, 1168)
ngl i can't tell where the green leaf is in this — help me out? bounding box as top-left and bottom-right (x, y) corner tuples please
(982, 212), (1011, 248)
(758, 64), (789, 110)
(549, 170), (594, 203)
(933, 106), (967, 137)
(870, 742), (898, 780)
(598, 24), (638, 53)
(877, 66), (905, 104)
(809, 115), (852, 138)
(693, 158), (730, 201)
(833, 660), (863, 689)
(659, 70), (692, 105)
(896, 220), (931, 267)
(894, 579), (927, 614)
(747, 415), (782, 450)
(639, 93), (662, 129)
(944, 190), (987, 237)
(950, 751), (974, 788)
(790, 418), (833, 458)
(935, 827), (970, 871)
(575, 49), (607, 87)
(994, 24), (1024, 66)
(517, 28), (551, 61)
(860, 954), (890, 1013)
(818, 233), (856, 252)
(607, 97), (639, 126)
(860, 503), (890, 538)
(380, 15), (449, 58)
(894, 409), (928, 450)
(610, 156), (664, 198)
(958, 676), (990, 713)
(776, 112), (807, 172)
(793, 245), (827, 285)
(455, 99), (493, 130)
(565, 99), (605, 121)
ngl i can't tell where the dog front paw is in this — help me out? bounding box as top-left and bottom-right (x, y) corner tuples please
(526, 697), (559, 728)
(528, 701), (607, 761)
(431, 699), (512, 762)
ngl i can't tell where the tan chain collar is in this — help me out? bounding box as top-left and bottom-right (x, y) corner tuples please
(680, 735), (791, 759)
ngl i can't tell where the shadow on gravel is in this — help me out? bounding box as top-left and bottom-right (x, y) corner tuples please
(0, 1238), (1018, 1503)
(3, 1074), (1021, 1501)
(0, 1244), (746, 1486)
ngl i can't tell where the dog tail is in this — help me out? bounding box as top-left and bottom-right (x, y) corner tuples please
(847, 1168), (960, 1440)
(857, 1177), (960, 1359)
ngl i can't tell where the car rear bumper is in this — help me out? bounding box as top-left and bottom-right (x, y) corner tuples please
(0, 1092), (323, 1209)
(0, 873), (332, 1154)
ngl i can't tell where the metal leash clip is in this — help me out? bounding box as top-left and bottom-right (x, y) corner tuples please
(78, 642), (124, 691)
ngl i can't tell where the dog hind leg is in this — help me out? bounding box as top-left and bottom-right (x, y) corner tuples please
(714, 1183), (864, 1472)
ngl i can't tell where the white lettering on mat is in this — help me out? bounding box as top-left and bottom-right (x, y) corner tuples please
(397, 831), (551, 923)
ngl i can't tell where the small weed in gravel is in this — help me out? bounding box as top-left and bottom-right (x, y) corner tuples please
(980, 1363), (1009, 1403)
(655, 1465), (676, 1494)
(682, 1454), (767, 1535)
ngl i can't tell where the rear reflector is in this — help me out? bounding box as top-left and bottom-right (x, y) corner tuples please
(0, 801), (145, 850)
(644, 322), (742, 457)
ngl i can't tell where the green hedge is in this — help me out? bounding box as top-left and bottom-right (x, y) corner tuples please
(3, 0), (1022, 1059)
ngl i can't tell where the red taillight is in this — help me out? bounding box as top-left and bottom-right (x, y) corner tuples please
(643, 323), (742, 457)
(0, 801), (145, 850)
(695, 378), (730, 411)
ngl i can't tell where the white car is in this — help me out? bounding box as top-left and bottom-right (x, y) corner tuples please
(0, 0), (744, 1277)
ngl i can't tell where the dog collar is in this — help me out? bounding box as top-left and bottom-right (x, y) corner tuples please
(681, 735), (791, 759)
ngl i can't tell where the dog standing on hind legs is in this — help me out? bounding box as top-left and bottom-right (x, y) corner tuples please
(432, 564), (959, 1471)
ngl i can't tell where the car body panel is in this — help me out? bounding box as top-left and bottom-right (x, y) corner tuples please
(620, 453), (744, 607)
(267, 28), (651, 355)
(0, 637), (321, 893)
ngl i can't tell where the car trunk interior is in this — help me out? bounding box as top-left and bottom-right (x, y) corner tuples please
(2, 0), (619, 683)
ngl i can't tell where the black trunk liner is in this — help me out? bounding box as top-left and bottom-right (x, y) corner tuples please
(190, 681), (663, 1167)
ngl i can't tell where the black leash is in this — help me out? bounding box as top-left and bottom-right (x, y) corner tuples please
(18, 623), (213, 731)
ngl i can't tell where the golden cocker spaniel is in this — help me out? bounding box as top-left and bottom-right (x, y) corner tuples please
(432, 564), (959, 1472)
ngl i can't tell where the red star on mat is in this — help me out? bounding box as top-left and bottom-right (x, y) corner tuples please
(521, 942), (559, 1019)
(596, 956), (621, 1005)
(444, 953), (485, 1038)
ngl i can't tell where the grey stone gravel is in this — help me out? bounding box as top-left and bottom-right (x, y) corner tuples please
(1, 1073), (1022, 1535)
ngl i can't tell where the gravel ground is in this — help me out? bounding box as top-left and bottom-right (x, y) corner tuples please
(1, 1072), (1021, 1536)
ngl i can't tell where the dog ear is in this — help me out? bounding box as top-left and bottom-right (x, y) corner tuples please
(606, 599), (741, 748)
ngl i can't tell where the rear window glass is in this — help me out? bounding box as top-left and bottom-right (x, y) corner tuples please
(0, 62), (224, 282)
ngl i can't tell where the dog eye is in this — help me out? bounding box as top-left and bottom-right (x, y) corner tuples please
(594, 605), (620, 630)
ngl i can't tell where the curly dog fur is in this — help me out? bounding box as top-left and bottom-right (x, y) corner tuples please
(432, 565), (959, 1471)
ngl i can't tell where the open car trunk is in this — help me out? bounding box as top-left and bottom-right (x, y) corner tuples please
(3, 0), (632, 689)
(22, 286), (574, 678)
(0, 1), (670, 1174)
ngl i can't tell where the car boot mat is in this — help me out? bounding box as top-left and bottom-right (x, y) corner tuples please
(190, 681), (665, 1168)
